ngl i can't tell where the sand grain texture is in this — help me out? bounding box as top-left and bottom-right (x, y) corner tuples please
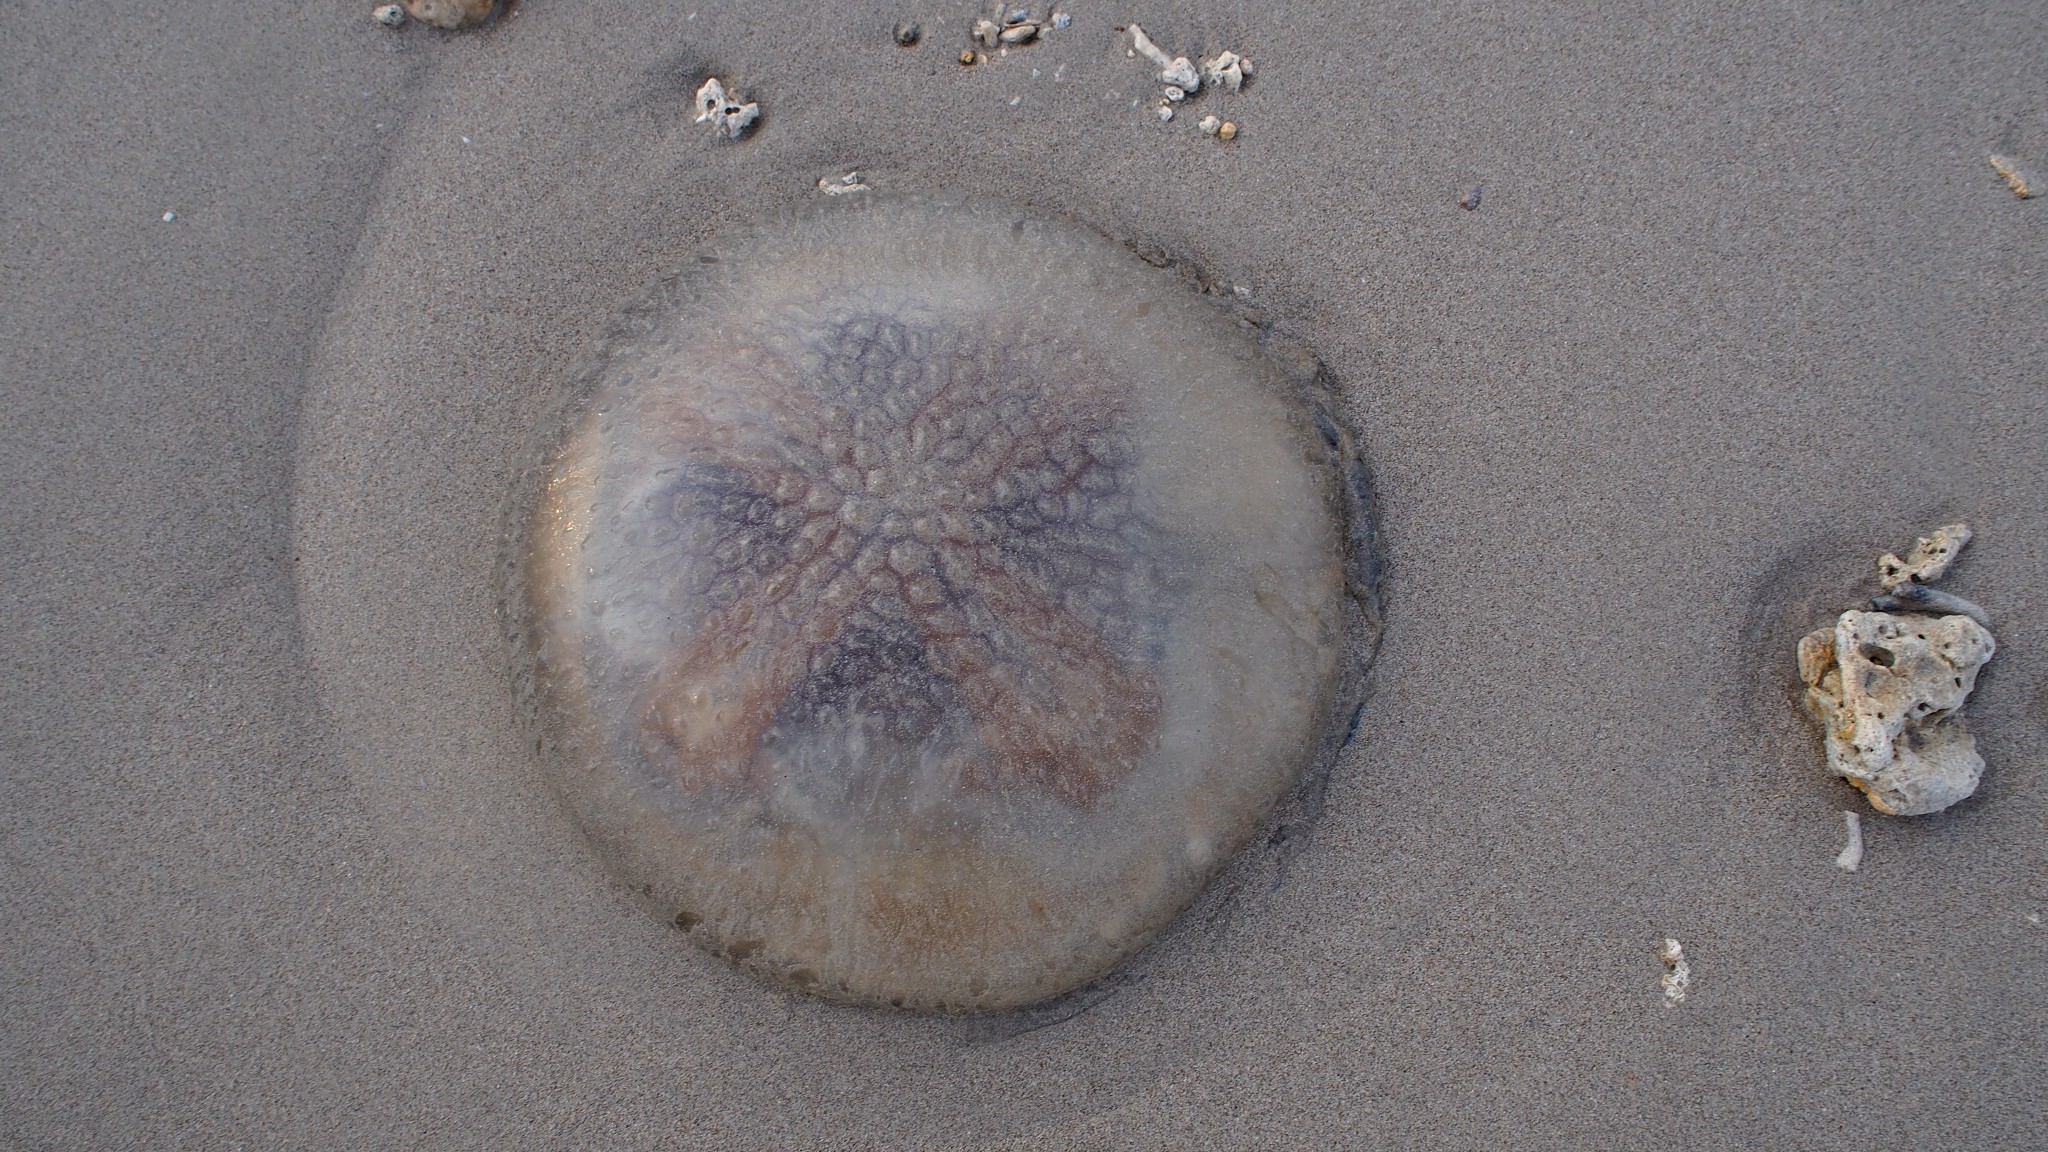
(4, 1), (2045, 1147)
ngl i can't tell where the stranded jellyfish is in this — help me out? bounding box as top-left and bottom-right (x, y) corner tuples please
(507, 195), (1373, 1011)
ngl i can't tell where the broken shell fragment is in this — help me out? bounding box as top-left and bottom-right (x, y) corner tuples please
(400, 0), (493, 29)
(507, 195), (1372, 1011)
(1197, 114), (1221, 136)
(973, 18), (1002, 48)
(1989, 153), (2038, 199)
(893, 21), (921, 46)
(1218, 121), (1238, 141)
(817, 171), (870, 196)
(1870, 583), (1988, 626)
(693, 77), (760, 140)
(373, 3), (405, 27)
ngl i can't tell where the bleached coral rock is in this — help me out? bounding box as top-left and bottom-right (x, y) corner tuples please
(693, 78), (760, 140)
(1799, 609), (1995, 815)
(1877, 523), (1972, 590)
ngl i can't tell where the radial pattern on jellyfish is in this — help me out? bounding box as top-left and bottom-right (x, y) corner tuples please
(510, 195), (1367, 1011)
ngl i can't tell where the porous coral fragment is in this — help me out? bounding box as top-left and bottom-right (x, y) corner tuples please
(1801, 611), (1993, 815)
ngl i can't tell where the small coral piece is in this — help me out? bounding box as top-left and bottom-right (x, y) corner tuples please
(401, 0), (493, 30)
(1659, 939), (1689, 1004)
(1202, 50), (1249, 93)
(693, 77), (760, 140)
(1128, 24), (1200, 93)
(1877, 523), (1972, 590)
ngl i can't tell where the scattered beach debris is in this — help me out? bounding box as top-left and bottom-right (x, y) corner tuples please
(1989, 153), (2038, 199)
(970, 6), (1065, 53)
(1797, 524), (1996, 816)
(894, 20), (921, 47)
(373, 4), (406, 27)
(817, 171), (870, 196)
(1201, 50), (1249, 93)
(1835, 810), (1864, 871)
(401, 0), (493, 29)
(959, 49), (982, 66)
(1121, 25), (1252, 138)
(1659, 938), (1690, 1005)
(693, 78), (760, 140)
(1460, 183), (1484, 211)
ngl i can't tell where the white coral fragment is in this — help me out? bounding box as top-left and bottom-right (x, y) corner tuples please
(1202, 50), (1249, 93)
(693, 77), (760, 140)
(1659, 939), (1689, 1005)
(1799, 524), (1997, 816)
(1128, 24), (1200, 93)
(1800, 610), (1995, 816)
(1835, 810), (1864, 871)
(1877, 523), (1972, 590)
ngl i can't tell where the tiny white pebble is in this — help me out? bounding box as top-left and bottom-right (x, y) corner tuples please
(1008, 95), (1021, 107)
(1156, 105), (1174, 122)
(372, 3), (404, 27)
(161, 210), (176, 222)
(461, 136), (472, 144)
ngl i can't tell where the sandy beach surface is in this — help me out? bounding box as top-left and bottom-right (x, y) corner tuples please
(5, 1), (2045, 1147)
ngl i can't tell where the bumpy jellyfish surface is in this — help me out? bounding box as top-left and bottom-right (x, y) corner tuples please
(509, 195), (1367, 1012)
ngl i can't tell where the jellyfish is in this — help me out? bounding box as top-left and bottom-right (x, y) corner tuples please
(506, 195), (1372, 1011)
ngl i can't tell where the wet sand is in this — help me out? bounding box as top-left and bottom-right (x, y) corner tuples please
(4, 2), (2045, 1146)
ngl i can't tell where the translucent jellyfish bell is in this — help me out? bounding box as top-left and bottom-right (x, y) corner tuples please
(506, 195), (1373, 1011)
